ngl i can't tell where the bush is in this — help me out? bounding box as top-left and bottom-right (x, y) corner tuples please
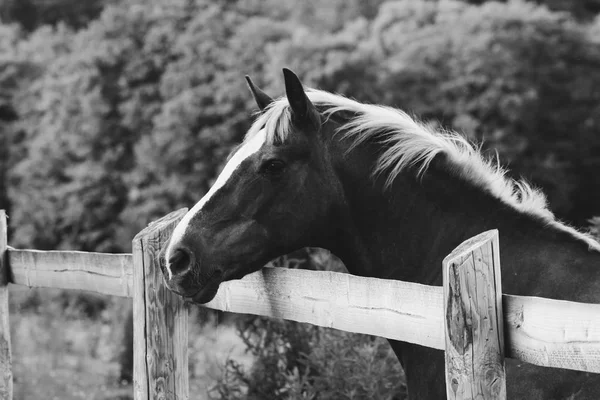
(210, 249), (404, 400)
(211, 317), (406, 400)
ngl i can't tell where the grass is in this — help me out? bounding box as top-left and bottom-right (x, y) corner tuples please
(10, 286), (130, 400)
(8, 285), (253, 400)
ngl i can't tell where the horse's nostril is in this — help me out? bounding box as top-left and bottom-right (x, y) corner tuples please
(168, 248), (192, 277)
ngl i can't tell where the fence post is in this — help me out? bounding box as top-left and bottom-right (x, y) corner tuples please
(0, 211), (11, 400)
(443, 230), (506, 400)
(133, 209), (189, 400)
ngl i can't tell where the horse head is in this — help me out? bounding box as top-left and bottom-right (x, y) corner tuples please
(161, 69), (344, 303)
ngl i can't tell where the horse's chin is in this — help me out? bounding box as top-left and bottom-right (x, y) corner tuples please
(183, 269), (224, 304)
(187, 282), (221, 304)
(186, 262), (264, 304)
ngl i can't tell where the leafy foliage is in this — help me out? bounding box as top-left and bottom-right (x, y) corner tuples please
(211, 317), (406, 400)
(3, 0), (599, 251)
(535, 0), (600, 20)
(275, 0), (600, 223)
(0, 0), (108, 31)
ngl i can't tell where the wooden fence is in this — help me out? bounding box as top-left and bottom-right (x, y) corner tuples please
(1, 209), (600, 399)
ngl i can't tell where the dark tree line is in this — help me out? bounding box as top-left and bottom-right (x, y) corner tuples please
(1, 0), (599, 256)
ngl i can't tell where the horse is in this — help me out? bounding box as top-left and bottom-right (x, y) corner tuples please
(161, 68), (600, 399)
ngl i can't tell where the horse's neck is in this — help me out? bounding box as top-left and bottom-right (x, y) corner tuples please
(331, 150), (600, 300)
(330, 150), (479, 283)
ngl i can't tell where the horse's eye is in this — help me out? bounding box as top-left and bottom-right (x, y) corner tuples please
(261, 159), (286, 175)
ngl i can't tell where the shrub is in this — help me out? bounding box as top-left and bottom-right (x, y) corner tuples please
(211, 317), (406, 400)
(210, 250), (405, 400)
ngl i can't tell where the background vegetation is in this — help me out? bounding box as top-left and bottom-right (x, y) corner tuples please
(1, 0), (599, 398)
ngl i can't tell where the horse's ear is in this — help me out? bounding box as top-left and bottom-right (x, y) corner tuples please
(282, 68), (321, 131)
(245, 75), (274, 111)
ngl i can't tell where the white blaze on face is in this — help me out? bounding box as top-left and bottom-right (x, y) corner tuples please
(165, 129), (267, 279)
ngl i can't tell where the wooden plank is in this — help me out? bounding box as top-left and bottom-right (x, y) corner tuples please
(203, 266), (600, 374)
(443, 230), (506, 399)
(2, 229), (600, 375)
(504, 294), (600, 372)
(0, 211), (12, 400)
(133, 209), (188, 400)
(205, 265), (447, 350)
(7, 249), (133, 297)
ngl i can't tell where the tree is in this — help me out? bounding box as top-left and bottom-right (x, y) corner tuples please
(120, 1), (296, 240)
(267, 0), (600, 224)
(372, 0), (600, 224)
(461, 0), (600, 21)
(8, 4), (175, 250)
(0, 23), (37, 227)
(0, 0), (108, 31)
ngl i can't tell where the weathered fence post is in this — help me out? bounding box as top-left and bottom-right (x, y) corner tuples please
(443, 229), (506, 399)
(0, 211), (12, 400)
(133, 209), (189, 400)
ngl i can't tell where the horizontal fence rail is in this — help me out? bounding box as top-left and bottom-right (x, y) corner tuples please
(6, 247), (600, 373)
(8, 248), (133, 297)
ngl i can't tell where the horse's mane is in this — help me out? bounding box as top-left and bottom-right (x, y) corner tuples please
(245, 89), (600, 251)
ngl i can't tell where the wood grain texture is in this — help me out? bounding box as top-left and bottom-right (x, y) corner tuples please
(443, 230), (506, 399)
(8, 249), (133, 297)
(206, 265), (446, 348)
(133, 209), (188, 400)
(504, 294), (600, 372)
(0, 211), (12, 400)
(203, 260), (600, 374)
(2, 225), (600, 376)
